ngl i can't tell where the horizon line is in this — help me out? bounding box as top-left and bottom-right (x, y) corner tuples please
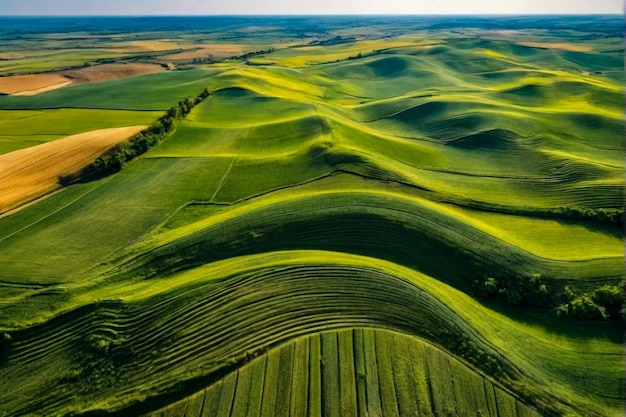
(1, 13), (623, 17)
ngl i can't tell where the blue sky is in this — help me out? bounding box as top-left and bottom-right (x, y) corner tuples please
(0, 0), (622, 15)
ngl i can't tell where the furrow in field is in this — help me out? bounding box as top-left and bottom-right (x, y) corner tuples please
(142, 328), (544, 417)
(0, 28), (622, 417)
(0, 259), (524, 415)
(2, 250), (618, 416)
(111, 188), (621, 290)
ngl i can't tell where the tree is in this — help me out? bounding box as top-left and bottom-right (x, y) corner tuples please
(166, 106), (180, 119)
(471, 273), (550, 307)
(556, 284), (622, 320)
(592, 285), (623, 318)
(567, 296), (607, 320)
(472, 277), (499, 299)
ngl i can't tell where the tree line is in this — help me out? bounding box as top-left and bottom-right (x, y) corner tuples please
(472, 272), (624, 321)
(552, 206), (622, 225)
(60, 88), (210, 185)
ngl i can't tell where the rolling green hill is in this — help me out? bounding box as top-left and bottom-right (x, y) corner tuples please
(145, 328), (545, 417)
(0, 16), (623, 417)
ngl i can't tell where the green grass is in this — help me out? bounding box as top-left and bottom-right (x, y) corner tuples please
(0, 250), (621, 415)
(248, 39), (417, 67)
(0, 17), (623, 417)
(442, 204), (622, 260)
(260, 349), (280, 417)
(116, 327), (558, 417)
(290, 337), (309, 417)
(0, 69), (221, 110)
(187, 85), (316, 127)
(0, 108), (161, 154)
(0, 49), (127, 74)
(109, 178), (621, 289)
(308, 333), (323, 417)
(321, 331), (340, 417)
(0, 156), (232, 284)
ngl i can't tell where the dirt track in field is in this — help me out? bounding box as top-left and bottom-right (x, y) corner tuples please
(0, 126), (146, 214)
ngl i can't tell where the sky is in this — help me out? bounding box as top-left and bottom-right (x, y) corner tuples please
(0, 0), (622, 16)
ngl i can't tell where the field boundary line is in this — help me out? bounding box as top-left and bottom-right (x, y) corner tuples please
(210, 128), (249, 202)
(0, 176), (115, 244)
(0, 106), (166, 112)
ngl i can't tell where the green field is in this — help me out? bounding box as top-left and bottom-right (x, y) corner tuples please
(0, 15), (623, 417)
(146, 328), (546, 417)
(0, 69), (221, 110)
(0, 109), (162, 154)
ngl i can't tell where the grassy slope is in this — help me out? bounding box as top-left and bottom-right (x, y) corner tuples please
(146, 328), (543, 417)
(110, 179), (621, 284)
(0, 26), (623, 417)
(0, 251), (621, 416)
(1, 78), (620, 285)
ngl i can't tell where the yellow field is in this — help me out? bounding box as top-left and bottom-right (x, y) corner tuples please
(0, 126), (145, 214)
(251, 39), (418, 67)
(62, 62), (166, 84)
(0, 73), (72, 95)
(0, 63), (167, 96)
(115, 40), (180, 52)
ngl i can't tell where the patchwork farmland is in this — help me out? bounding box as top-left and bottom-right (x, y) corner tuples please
(0, 15), (623, 417)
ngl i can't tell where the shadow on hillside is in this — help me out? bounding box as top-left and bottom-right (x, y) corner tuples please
(481, 299), (623, 344)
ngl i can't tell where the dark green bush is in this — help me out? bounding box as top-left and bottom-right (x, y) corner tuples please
(557, 295), (607, 320)
(472, 273), (550, 307)
(556, 284), (623, 320)
(555, 206), (623, 225)
(591, 285), (623, 318)
(471, 277), (499, 299)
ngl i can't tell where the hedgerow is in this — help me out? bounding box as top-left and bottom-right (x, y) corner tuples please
(471, 273), (550, 308)
(472, 273), (624, 321)
(60, 88), (210, 185)
(553, 206), (623, 225)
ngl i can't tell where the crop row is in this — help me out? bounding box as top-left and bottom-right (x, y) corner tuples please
(1, 258), (564, 416)
(146, 328), (542, 417)
(114, 189), (620, 291)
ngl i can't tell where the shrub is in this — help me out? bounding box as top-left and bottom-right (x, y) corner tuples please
(483, 277), (499, 297)
(88, 335), (111, 353)
(472, 273), (550, 307)
(555, 206), (623, 225)
(591, 285), (623, 318)
(556, 284), (622, 320)
(524, 273), (550, 306)
(563, 296), (607, 320)
(471, 277), (499, 299)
